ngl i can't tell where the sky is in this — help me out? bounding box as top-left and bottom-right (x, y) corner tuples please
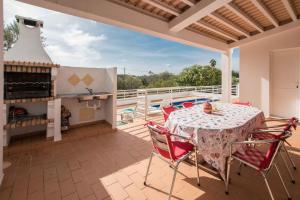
(4, 0), (240, 75)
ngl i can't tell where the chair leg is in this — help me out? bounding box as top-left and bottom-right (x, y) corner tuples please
(237, 161), (243, 176)
(280, 152), (296, 184)
(283, 145), (297, 170)
(144, 152), (154, 186)
(225, 157), (232, 195)
(274, 164), (292, 200)
(194, 148), (200, 186)
(169, 163), (179, 200)
(261, 172), (275, 200)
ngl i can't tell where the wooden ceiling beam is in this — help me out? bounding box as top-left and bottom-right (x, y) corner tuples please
(169, 0), (232, 32)
(281, 0), (297, 21)
(225, 2), (264, 32)
(250, 0), (279, 27)
(142, 0), (181, 16)
(230, 20), (300, 48)
(180, 0), (195, 7)
(196, 21), (239, 41)
(209, 13), (251, 37)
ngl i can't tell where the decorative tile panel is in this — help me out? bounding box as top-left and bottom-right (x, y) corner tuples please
(68, 74), (80, 86)
(82, 74), (94, 86)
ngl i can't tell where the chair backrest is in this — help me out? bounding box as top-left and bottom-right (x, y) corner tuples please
(147, 121), (175, 161)
(233, 100), (252, 106)
(270, 117), (298, 131)
(287, 117), (298, 130)
(161, 105), (176, 122)
(182, 102), (193, 108)
(262, 130), (292, 170)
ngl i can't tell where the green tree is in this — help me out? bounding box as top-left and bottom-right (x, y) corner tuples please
(209, 59), (217, 67)
(4, 21), (19, 50)
(117, 75), (143, 90)
(232, 71), (239, 85)
(177, 65), (221, 86)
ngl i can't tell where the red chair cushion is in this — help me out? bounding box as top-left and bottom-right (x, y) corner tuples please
(233, 101), (251, 106)
(233, 147), (267, 169)
(162, 106), (176, 121)
(182, 102), (193, 108)
(157, 141), (194, 161)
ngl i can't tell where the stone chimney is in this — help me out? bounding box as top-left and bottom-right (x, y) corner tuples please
(4, 15), (52, 63)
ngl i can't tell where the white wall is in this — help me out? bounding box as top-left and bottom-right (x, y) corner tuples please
(56, 66), (107, 95)
(57, 66), (117, 127)
(103, 67), (117, 129)
(240, 27), (300, 116)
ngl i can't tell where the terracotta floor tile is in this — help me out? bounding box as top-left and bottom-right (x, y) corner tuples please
(121, 166), (137, 176)
(62, 193), (80, 200)
(82, 194), (97, 200)
(44, 178), (60, 195)
(28, 176), (43, 194)
(105, 182), (128, 200)
(114, 171), (133, 187)
(91, 183), (110, 200)
(68, 160), (81, 171)
(0, 187), (12, 200)
(45, 191), (61, 200)
(71, 169), (84, 184)
(1, 117), (300, 200)
(60, 178), (76, 197)
(75, 182), (93, 199)
(124, 184), (147, 200)
(100, 174), (117, 187)
(128, 173), (145, 190)
(44, 167), (57, 181)
(27, 190), (44, 200)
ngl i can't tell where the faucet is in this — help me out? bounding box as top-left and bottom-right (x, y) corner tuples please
(85, 87), (94, 95)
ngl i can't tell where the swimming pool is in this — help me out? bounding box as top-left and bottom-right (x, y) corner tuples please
(151, 98), (217, 109)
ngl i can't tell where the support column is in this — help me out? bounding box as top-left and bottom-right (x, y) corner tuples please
(221, 49), (233, 103)
(0, 0), (4, 184)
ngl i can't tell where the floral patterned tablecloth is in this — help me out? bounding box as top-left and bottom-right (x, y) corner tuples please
(165, 102), (265, 179)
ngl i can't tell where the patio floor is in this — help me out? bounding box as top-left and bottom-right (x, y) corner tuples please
(1, 113), (300, 200)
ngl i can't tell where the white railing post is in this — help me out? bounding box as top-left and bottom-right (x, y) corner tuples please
(144, 90), (148, 120)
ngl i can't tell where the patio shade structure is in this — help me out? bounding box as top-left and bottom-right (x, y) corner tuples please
(0, 0), (300, 185)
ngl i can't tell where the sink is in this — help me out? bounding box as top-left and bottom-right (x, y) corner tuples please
(77, 92), (111, 102)
(94, 94), (109, 100)
(78, 95), (94, 102)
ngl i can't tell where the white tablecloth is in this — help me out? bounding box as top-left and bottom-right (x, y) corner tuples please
(165, 102), (265, 179)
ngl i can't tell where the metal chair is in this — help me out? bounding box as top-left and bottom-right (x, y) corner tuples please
(182, 102), (194, 108)
(226, 129), (293, 200)
(161, 105), (176, 122)
(144, 121), (200, 200)
(251, 117), (298, 183)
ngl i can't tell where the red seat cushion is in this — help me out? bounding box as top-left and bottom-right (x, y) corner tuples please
(182, 102), (193, 108)
(233, 101), (251, 106)
(233, 147), (267, 169)
(162, 106), (176, 121)
(157, 141), (194, 161)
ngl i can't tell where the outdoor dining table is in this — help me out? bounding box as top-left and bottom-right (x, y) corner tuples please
(165, 102), (265, 180)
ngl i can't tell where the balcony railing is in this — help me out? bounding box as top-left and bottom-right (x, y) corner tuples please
(117, 85), (239, 100)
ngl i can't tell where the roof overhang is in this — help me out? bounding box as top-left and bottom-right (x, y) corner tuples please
(17, 0), (300, 53)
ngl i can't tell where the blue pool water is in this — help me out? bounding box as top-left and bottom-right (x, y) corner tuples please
(151, 98), (217, 109)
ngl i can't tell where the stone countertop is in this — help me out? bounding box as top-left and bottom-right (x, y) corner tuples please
(58, 92), (113, 98)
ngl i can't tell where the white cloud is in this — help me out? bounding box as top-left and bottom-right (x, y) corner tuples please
(5, 0), (107, 67)
(45, 24), (106, 66)
(62, 24), (106, 47)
